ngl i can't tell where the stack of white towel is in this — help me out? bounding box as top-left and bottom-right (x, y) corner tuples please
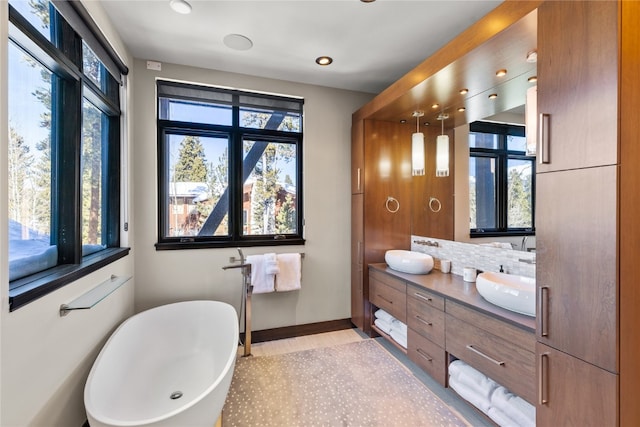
(374, 309), (407, 349)
(448, 360), (535, 427)
(246, 253), (302, 294)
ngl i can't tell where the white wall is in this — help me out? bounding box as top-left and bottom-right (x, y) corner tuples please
(132, 60), (373, 330)
(0, 2), (136, 426)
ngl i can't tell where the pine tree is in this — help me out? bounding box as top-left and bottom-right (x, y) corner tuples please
(8, 127), (34, 237)
(173, 136), (208, 182)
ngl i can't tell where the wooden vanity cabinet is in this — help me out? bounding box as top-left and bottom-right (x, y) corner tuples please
(446, 301), (536, 404)
(369, 269), (406, 323)
(406, 285), (446, 386)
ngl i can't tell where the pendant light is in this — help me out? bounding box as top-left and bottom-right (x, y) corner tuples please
(412, 111), (425, 176)
(436, 113), (449, 177)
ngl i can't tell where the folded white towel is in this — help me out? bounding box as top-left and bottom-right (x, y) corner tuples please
(275, 253), (301, 292)
(374, 318), (392, 335)
(264, 252), (280, 275)
(374, 309), (395, 323)
(390, 328), (407, 349)
(390, 319), (408, 334)
(448, 360), (498, 400)
(487, 407), (520, 427)
(491, 386), (535, 427)
(247, 254), (275, 294)
(448, 375), (492, 414)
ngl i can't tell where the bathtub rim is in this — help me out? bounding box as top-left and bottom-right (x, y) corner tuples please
(84, 300), (239, 427)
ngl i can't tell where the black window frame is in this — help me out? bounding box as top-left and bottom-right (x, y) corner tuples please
(155, 80), (305, 250)
(7, 1), (129, 311)
(469, 121), (536, 238)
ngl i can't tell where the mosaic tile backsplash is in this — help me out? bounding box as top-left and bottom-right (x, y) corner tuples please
(410, 235), (536, 279)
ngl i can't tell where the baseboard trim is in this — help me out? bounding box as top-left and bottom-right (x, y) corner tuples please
(241, 318), (354, 344)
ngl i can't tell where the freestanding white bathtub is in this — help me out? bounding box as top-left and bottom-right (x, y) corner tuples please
(84, 300), (239, 427)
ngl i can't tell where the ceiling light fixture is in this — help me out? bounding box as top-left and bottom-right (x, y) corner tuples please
(528, 76), (538, 83)
(457, 107), (466, 112)
(412, 111), (425, 176)
(315, 56), (333, 66)
(459, 88), (469, 95)
(223, 34), (253, 51)
(436, 113), (449, 177)
(496, 69), (507, 77)
(488, 93), (498, 99)
(169, 0), (192, 14)
(526, 50), (538, 63)
(431, 103), (439, 109)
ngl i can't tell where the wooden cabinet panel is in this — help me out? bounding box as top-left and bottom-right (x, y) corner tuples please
(351, 120), (364, 194)
(351, 194), (364, 329)
(407, 284), (445, 311)
(407, 296), (445, 345)
(446, 314), (536, 404)
(536, 343), (617, 426)
(537, 0), (618, 172)
(408, 328), (447, 387)
(362, 119), (412, 264)
(536, 167), (617, 372)
(369, 271), (406, 323)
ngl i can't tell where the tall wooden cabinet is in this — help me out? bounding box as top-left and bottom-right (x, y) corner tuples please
(536, 1), (640, 424)
(351, 119), (412, 333)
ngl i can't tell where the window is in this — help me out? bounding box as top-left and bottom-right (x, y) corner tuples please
(156, 81), (304, 249)
(7, 0), (129, 310)
(469, 121), (535, 237)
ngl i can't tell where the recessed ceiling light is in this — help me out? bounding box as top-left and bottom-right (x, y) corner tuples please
(169, 0), (192, 14)
(526, 50), (538, 63)
(458, 107), (466, 112)
(315, 56), (333, 66)
(528, 76), (538, 83)
(459, 88), (469, 95)
(496, 69), (507, 77)
(488, 93), (498, 99)
(360, 0), (376, 2)
(400, 119), (407, 124)
(223, 34), (253, 51)
(431, 103), (439, 109)
(423, 122), (430, 126)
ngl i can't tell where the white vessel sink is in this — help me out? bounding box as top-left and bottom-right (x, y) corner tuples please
(385, 250), (434, 275)
(476, 272), (536, 317)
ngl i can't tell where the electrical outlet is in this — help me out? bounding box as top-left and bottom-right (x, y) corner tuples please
(146, 61), (162, 71)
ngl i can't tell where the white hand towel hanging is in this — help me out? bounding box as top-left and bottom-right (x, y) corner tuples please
(247, 254), (275, 294)
(264, 252), (280, 275)
(275, 253), (301, 292)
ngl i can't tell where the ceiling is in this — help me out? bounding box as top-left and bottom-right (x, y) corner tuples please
(100, 0), (504, 94)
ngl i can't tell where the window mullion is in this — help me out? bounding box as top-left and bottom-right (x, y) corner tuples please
(56, 77), (83, 264)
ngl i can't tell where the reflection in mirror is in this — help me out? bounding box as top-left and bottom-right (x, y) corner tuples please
(454, 109), (536, 251)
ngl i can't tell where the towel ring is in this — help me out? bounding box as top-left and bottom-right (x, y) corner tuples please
(429, 197), (442, 213)
(386, 197), (400, 213)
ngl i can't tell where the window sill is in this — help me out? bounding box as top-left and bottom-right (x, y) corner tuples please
(9, 247), (131, 312)
(155, 238), (306, 251)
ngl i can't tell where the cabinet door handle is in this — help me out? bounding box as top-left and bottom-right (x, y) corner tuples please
(377, 295), (393, 305)
(415, 315), (433, 327)
(414, 292), (433, 303)
(416, 348), (433, 362)
(539, 286), (550, 337)
(539, 352), (550, 405)
(538, 113), (550, 164)
(466, 345), (505, 366)
(357, 168), (361, 191)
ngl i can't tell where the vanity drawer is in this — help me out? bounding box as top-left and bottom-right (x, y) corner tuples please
(369, 271), (406, 322)
(407, 296), (445, 345)
(446, 314), (536, 404)
(407, 285), (445, 311)
(408, 328), (446, 386)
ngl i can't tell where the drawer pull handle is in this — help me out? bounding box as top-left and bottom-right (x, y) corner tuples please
(466, 345), (505, 366)
(416, 315), (433, 326)
(377, 295), (393, 305)
(416, 348), (433, 362)
(539, 352), (549, 405)
(414, 293), (433, 303)
(540, 286), (550, 337)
